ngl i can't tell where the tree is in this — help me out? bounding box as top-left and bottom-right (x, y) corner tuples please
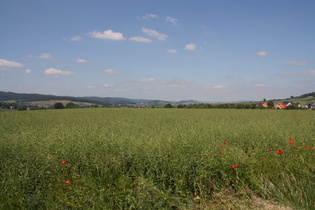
(17, 105), (27, 111)
(267, 100), (274, 108)
(66, 102), (78, 108)
(54, 102), (65, 109)
(164, 103), (173, 108)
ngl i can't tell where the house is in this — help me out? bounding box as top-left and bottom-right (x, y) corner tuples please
(302, 102), (315, 110)
(256, 102), (268, 108)
(274, 103), (287, 109)
(282, 101), (292, 106)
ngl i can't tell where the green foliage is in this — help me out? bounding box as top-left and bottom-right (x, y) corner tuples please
(0, 109), (314, 209)
(164, 103), (173, 108)
(54, 102), (65, 109)
(267, 100), (274, 108)
(17, 105), (27, 111)
(65, 102), (78, 109)
(297, 91), (315, 98)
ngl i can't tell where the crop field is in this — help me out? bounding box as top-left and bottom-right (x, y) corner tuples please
(0, 108), (314, 209)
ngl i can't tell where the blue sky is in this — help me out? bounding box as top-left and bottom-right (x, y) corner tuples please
(1, 0), (314, 101)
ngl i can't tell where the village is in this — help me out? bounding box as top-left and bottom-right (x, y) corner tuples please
(256, 101), (315, 109)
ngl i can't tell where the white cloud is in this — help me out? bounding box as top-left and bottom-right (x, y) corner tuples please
(89, 30), (125, 40)
(138, 77), (156, 83)
(0, 59), (23, 68)
(302, 70), (315, 76)
(87, 85), (96, 89)
(167, 49), (177, 53)
(39, 53), (52, 59)
(44, 68), (73, 76)
(255, 83), (267, 87)
(70, 36), (81, 41)
(25, 69), (32, 74)
(142, 28), (167, 41)
(185, 43), (196, 51)
(103, 84), (113, 88)
(277, 72), (297, 78)
(212, 85), (225, 89)
(104, 68), (121, 74)
(142, 14), (158, 19)
(77, 59), (87, 63)
(166, 16), (178, 25)
(257, 51), (268, 57)
(287, 61), (307, 66)
(129, 36), (152, 43)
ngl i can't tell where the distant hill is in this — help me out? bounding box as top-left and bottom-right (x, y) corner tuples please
(1, 91), (314, 107)
(0, 91), (108, 106)
(0, 91), (171, 107)
(296, 92), (315, 98)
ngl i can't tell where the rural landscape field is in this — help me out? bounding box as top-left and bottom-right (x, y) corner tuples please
(0, 108), (314, 209)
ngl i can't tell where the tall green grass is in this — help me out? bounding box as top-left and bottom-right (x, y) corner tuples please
(0, 109), (314, 209)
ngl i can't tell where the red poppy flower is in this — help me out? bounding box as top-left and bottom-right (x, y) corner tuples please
(289, 137), (293, 140)
(64, 180), (71, 184)
(277, 149), (283, 154)
(118, 121), (121, 124)
(224, 142), (228, 144)
(218, 153), (222, 157)
(247, 154), (251, 157)
(289, 140), (294, 144)
(231, 164), (240, 169)
(220, 145), (225, 147)
(310, 147), (314, 150)
(208, 186), (214, 190)
(61, 161), (67, 164)
(307, 165), (311, 168)
(305, 146), (309, 149)
(269, 148), (273, 151)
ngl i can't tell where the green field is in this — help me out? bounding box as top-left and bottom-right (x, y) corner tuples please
(0, 109), (314, 209)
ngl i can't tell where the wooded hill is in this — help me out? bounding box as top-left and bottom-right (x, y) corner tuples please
(0, 91), (314, 108)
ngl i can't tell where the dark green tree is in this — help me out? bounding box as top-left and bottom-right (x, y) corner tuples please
(17, 105), (27, 111)
(267, 100), (274, 108)
(66, 102), (78, 108)
(54, 102), (65, 109)
(164, 103), (173, 108)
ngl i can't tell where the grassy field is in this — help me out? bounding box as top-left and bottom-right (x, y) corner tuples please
(0, 108), (314, 209)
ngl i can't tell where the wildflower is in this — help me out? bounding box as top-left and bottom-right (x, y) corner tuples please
(118, 121), (121, 124)
(220, 145), (225, 147)
(277, 150), (283, 154)
(212, 199), (218, 202)
(305, 146), (309, 149)
(307, 165), (311, 168)
(310, 147), (314, 150)
(61, 161), (67, 164)
(208, 186), (214, 190)
(218, 153), (222, 157)
(289, 140), (294, 144)
(231, 164), (240, 169)
(289, 137), (293, 140)
(269, 148), (273, 151)
(247, 154), (251, 157)
(224, 142), (228, 145)
(64, 180), (71, 184)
